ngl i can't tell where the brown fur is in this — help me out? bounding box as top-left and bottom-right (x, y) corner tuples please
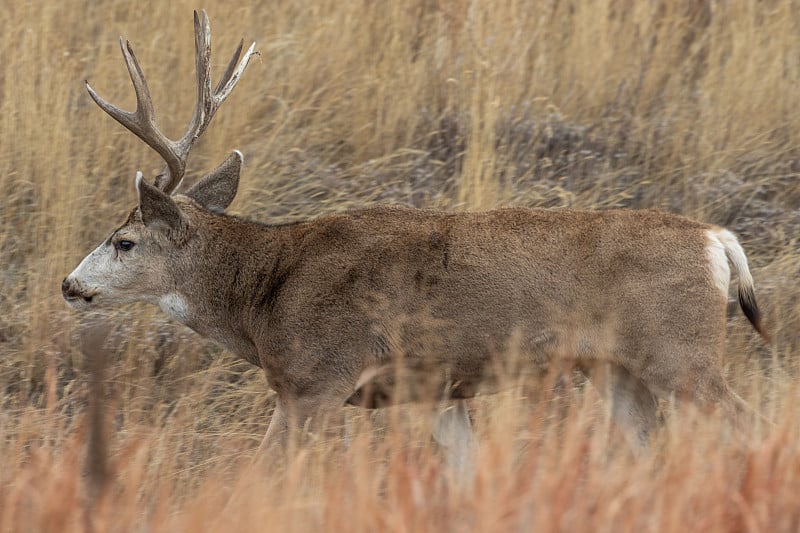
(66, 196), (768, 449)
(63, 13), (768, 453)
(181, 205), (730, 399)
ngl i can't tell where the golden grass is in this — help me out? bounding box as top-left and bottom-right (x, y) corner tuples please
(2, 0), (800, 530)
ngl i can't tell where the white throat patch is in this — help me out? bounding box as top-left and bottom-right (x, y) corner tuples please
(159, 293), (190, 323)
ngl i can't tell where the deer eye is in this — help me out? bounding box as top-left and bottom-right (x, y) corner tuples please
(116, 240), (135, 252)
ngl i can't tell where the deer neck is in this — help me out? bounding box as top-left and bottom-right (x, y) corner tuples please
(170, 214), (298, 366)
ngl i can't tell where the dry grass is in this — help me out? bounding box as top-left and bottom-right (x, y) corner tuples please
(2, 0), (800, 530)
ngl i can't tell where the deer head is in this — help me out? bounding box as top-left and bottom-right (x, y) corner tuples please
(62, 11), (256, 311)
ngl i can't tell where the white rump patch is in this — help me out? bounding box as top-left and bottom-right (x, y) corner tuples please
(712, 227), (754, 288)
(159, 293), (190, 323)
(705, 230), (730, 295)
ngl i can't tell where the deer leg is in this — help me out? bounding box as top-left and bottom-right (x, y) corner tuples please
(253, 391), (351, 462)
(221, 396), (290, 516)
(432, 400), (477, 480)
(592, 364), (660, 454)
(263, 397), (289, 446)
(677, 367), (773, 439)
(251, 395), (290, 467)
(285, 390), (353, 448)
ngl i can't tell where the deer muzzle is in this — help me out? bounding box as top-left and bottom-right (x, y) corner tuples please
(62, 277), (95, 306)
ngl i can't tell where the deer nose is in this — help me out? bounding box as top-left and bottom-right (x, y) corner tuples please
(62, 277), (82, 300)
(62, 277), (74, 299)
(62, 277), (95, 304)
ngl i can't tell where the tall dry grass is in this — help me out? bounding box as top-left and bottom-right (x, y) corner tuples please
(1, 0), (800, 530)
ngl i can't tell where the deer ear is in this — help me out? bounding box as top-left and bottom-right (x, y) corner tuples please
(184, 150), (242, 213)
(136, 172), (188, 234)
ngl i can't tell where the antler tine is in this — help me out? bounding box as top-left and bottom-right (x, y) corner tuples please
(217, 41), (258, 102)
(88, 10), (256, 195)
(215, 39), (244, 95)
(155, 9), (258, 194)
(86, 38), (186, 193)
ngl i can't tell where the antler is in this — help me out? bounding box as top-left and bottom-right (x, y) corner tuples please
(86, 10), (257, 194)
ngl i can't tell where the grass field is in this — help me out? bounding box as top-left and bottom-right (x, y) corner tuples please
(2, 0), (800, 530)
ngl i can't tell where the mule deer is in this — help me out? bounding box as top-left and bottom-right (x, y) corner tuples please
(63, 11), (769, 455)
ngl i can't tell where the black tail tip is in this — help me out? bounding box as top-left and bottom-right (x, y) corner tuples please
(739, 286), (770, 344)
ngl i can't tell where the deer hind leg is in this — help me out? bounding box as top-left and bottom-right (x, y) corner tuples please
(675, 365), (769, 436)
(637, 345), (773, 442)
(432, 400), (477, 479)
(592, 363), (661, 453)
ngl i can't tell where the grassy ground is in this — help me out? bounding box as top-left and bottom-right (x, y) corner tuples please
(1, 0), (800, 530)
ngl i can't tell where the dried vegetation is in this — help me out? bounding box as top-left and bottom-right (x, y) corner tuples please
(1, 0), (800, 531)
